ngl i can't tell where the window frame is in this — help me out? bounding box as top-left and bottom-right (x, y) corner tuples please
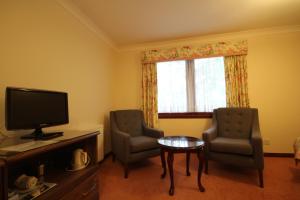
(157, 57), (225, 119)
(158, 112), (212, 119)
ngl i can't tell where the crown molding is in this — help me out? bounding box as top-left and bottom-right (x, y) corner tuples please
(55, 0), (117, 51)
(50, 2), (300, 53)
(119, 25), (300, 52)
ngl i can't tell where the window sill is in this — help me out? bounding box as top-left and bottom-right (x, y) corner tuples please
(158, 112), (212, 119)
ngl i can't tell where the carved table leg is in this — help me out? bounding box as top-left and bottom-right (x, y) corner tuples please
(186, 151), (191, 176)
(197, 148), (205, 192)
(160, 148), (167, 178)
(167, 151), (175, 196)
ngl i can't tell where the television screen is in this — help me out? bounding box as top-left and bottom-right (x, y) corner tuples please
(5, 87), (69, 131)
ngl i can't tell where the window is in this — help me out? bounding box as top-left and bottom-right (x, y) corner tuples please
(157, 57), (226, 118)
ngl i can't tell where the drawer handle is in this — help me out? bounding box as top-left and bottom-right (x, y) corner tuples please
(82, 183), (97, 197)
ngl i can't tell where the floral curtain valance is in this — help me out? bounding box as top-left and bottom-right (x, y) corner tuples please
(142, 40), (248, 64)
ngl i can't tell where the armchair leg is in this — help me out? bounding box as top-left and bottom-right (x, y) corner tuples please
(124, 163), (129, 179)
(258, 169), (264, 188)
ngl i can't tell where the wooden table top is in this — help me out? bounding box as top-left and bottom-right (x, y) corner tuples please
(157, 136), (204, 150)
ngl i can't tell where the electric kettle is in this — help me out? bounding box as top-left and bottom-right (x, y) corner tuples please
(70, 149), (90, 170)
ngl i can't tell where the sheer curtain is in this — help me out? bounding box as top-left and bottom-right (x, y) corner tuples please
(194, 57), (226, 112)
(157, 61), (187, 113)
(157, 57), (227, 113)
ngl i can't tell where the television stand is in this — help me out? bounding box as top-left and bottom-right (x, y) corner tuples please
(0, 130), (99, 200)
(21, 128), (63, 140)
(21, 132), (63, 140)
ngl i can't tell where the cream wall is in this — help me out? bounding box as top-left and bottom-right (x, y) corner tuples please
(114, 28), (300, 153)
(0, 0), (115, 154)
(247, 32), (300, 153)
(112, 51), (141, 109)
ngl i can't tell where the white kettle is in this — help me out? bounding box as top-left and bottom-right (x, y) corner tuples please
(71, 149), (90, 170)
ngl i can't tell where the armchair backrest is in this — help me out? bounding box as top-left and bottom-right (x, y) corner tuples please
(111, 109), (144, 137)
(215, 108), (256, 139)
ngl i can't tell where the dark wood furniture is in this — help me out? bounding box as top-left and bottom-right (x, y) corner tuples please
(0, 159), (6, 200)
(157, 136), (205, 196)
(0, 131), (99, 200)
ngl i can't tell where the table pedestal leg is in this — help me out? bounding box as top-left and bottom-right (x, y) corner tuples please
(167, 151), (174, 196)
(160, 148), (167, 178)
(186, 151), (191, 176)
(197, 149), (205, 192)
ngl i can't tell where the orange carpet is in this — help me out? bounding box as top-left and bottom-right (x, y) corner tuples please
(99, 154), (300, 200)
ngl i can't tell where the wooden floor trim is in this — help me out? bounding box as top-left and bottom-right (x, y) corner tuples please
(264, 153), (294, 157)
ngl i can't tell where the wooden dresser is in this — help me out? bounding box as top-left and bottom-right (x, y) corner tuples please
(0, 131), (99, 200)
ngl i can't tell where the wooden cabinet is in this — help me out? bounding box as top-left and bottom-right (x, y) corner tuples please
(60, 170), (98, 200)
(0, 131), (99, 200)
(0, 160), (6, 200)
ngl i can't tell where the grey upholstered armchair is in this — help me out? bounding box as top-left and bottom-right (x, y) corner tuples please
(202, 108), (264, 187)
(110, 109), (164, 178)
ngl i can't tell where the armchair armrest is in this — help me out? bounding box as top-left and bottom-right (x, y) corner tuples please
(202, 111), (218, 143)
(143, 126), (164, 138)
(251, 131), (264, 169)
(112, 129), (131, 162)
(202, 125), (217, 142)
(202, 125), (217, 161)
(251, 131), (263, 151)
(251, 110), (264, 169)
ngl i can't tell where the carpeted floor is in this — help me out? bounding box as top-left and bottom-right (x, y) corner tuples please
(99, 154), (300, 200)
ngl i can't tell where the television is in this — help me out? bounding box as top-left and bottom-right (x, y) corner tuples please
(5, 87), (69, 140)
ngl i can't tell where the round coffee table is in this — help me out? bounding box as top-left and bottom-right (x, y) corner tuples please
(157, 136), (205, 196)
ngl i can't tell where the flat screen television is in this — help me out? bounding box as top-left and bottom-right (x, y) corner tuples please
(5, 87), (69, 140)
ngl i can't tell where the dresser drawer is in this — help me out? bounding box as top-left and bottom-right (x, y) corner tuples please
(81, 187), (99, 200)
(61, 172), (98, 200)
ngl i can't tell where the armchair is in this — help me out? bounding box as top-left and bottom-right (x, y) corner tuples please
(203, 108), (264, 187)
(110, 109), (164, 178)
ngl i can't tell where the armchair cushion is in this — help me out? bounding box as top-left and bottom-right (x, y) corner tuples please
(114, 110), (143, 137)
(210, 137), (253, 155)
(217, 108), (253, 139)
(130, 136), (160, 153)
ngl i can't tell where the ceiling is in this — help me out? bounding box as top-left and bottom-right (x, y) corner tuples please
(70, 0), (300, 46)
